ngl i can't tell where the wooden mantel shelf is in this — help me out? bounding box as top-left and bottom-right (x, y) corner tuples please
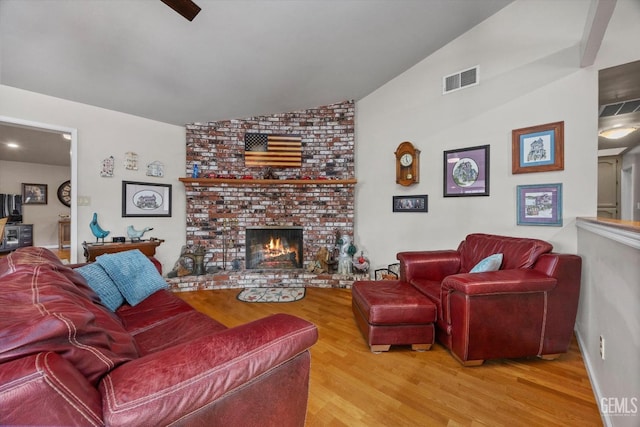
(179, 177), (357, 185)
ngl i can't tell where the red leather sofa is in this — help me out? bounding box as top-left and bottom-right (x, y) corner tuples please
(397, 233), (582, 366)
(0, 247), (318, 426)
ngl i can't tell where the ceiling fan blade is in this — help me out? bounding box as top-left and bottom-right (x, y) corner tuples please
(161, 0), (201, 21)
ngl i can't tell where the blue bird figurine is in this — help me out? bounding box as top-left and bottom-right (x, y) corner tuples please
(127, 225), (153, 241)
(89, 212), (110, 243)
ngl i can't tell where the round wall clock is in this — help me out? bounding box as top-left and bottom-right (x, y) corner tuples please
(57, 180), (71, 207)
(394, 141), (420, 186)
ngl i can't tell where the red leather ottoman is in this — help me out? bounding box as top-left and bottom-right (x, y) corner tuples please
(352, 280), (436, 353)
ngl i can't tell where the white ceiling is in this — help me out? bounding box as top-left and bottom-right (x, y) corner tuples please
(1, 0), (639, 167)
(0, 0), (513, 125)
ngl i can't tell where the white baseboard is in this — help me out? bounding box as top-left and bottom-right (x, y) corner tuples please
(575, 328), (609, 427)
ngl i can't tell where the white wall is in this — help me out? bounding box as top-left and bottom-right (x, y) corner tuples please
(578, 1), (640, 425)
(0, 85), (186, 269)
(0, 159), (70, 246)
(355, 0), (598, 269)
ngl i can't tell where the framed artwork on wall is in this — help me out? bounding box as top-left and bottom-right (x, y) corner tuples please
(516, 183), (563, 226)
(393, 195), (428, 212)
(512, 121), (564, 174)
(22, 183), (48, 205)
(122, 181), (172, 217)
(443, 145), (490, 197)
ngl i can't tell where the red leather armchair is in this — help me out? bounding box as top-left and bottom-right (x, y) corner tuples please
(0, 247), (318, 426)
(397, 233), (581, 366)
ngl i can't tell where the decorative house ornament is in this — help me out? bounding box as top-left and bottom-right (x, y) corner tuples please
(124, 152), (139, 171)
(101, 156), (115, 177)
(395, 141), (420, 186)
(146, 160), (165, 177)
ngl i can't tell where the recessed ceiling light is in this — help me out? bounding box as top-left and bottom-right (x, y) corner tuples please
(598, 126), (638, 139)
(6, 142), (19, 148)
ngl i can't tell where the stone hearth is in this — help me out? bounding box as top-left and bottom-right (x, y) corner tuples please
(167, 269), (367, 292)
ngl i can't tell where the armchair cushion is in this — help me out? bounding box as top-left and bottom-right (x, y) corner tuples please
(458, 233), (552, 273)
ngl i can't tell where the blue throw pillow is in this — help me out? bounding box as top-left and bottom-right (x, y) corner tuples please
(76, 263), (124, 311)
(470, 253), (503, 273)
(96, 249), (168, 306)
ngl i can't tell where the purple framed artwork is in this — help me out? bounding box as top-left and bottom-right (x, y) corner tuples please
(516, 183), (562, 226)
(443, 145), (490, 197)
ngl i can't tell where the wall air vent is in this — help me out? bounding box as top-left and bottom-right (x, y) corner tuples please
(443, 66), (479, 94)
(599, 98), (640, 117)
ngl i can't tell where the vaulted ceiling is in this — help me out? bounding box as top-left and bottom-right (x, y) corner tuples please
(0, 0), (513, 126)
(1, 0), (638, 167)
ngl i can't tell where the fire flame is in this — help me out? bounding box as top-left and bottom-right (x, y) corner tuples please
(265, 237), (286, 254)
(263, 236), (298, 261)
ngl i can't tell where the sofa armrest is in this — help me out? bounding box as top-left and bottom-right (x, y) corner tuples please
(397, 250), (460, 282)
(442, 269), (557, 296)
(0, 352), (102, 426)
(100, 313), (318, 427)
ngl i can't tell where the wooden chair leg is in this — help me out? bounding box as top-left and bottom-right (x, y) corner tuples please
(370, 344), (391, 353)
(411, 343), (432, 352)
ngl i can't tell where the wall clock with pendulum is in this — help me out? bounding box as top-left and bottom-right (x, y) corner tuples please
(394, 141), (420, 186)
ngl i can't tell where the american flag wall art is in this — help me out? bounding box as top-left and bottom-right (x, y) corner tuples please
(244, 133), (302, 167)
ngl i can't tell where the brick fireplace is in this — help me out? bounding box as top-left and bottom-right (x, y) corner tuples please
(167, 100), (366, 291)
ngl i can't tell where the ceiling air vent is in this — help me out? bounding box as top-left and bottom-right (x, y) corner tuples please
(599, 98), (640, 117)
(443, 66), (479, 94)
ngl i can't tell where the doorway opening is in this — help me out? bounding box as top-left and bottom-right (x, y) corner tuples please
(0, 116), (78, 262)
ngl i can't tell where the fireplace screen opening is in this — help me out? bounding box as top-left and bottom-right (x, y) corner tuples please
(246, 226), (303, 269)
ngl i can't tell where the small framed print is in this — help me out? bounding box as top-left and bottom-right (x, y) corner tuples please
(443, 145), (490, 197)
(516, 183), (562, 226)
(512, 121), (564, 174)
(122, 181), (172, 217)
(22, 183), (48, 205)
(393, 195), (428, 212)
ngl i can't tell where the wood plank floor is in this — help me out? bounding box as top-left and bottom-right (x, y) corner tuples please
(176, 287), (602, 427)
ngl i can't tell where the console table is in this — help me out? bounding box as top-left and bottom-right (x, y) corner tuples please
(82, 239), (164, 262)
(58, 219), (71, 249)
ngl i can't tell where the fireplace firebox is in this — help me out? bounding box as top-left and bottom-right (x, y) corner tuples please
(246, 226), (303, 269)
